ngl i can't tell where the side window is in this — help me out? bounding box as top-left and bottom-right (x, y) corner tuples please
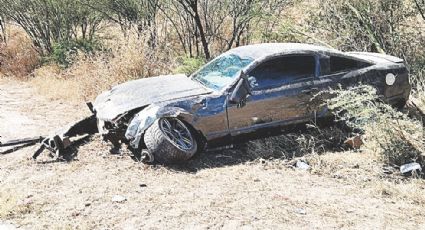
(249, 55), (316, 89)
(329, 56), (370, 74)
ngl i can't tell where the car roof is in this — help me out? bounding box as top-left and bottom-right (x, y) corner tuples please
(225, 43), (342, 60)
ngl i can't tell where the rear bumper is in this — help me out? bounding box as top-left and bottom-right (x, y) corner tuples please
(385, 90), (410, 107)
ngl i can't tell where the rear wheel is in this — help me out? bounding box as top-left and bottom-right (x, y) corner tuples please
(144, 117), (198, 164)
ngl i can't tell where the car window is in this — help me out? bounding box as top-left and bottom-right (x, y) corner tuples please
(249, 55), (315, 89)
(191, 54), (254, 91)
(329, 56), (370, 74)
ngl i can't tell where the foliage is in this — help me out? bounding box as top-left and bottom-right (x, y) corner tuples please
(173, 56), (205, 75)
(0, 27), (40, 77)
(0, 0), (103, 56)
(326, 85), (424, 165)
(46, 39), (102, 67)
(311, 0), (425, 83)
(86, 0), (159, 46)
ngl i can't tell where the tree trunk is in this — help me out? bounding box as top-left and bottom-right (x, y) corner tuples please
(193, 10), (210, 59)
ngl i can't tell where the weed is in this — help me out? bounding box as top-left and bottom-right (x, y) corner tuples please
(325, 85), (424, 165)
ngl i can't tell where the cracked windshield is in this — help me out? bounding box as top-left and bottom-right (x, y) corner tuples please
(192, 54), (253, 90)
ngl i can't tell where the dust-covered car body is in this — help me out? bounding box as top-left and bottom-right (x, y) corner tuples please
(91, 43), (411, 160)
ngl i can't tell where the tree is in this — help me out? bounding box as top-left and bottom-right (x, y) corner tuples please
(313, 0), (424, 83)
(86, 0), (159, 47)
(160, 0), (289, 59)
(0, 0), (103, 55)
(176, 0), (211, 59)
(159, 1), (197, 56)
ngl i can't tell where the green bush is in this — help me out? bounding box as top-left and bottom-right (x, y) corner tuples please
(46, 39), (102, 67)
(173, 56), (205, 75)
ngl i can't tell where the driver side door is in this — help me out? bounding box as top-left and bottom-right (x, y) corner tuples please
(226, 54), (317, 137)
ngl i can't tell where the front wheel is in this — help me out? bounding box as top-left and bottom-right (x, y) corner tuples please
(144, 117), (198, 164)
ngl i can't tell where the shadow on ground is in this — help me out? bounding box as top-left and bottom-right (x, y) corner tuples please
(30, 121), (353, 171)
(168, 121), (353, 173)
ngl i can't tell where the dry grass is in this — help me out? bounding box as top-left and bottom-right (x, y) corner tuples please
(323, 85), (424, 166)
(31, 29), (175, 102)
(0, 190), (41, 220)
(0, 26), (39, 78)
(30, 65), (82, 101)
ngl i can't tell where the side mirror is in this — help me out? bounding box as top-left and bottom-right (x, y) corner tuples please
(229, 71), (252, 107)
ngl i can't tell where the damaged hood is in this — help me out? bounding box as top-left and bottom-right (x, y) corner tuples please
(93, 74), (212, 121)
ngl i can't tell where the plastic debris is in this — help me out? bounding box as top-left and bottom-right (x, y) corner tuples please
(295, 208), (307, 215)
(400, 163), (422, 175)
(111, 195), (127, 203)
(296, 161), (311, 170)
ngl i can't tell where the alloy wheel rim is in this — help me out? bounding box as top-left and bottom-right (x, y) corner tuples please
(159, 118), (194, 151)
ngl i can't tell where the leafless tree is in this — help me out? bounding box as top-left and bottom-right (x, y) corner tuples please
(175, 0), (211, 59)
(159, 1), (196, 56)
(85, 0), (159, 47)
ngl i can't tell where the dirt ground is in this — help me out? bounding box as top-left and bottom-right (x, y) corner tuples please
(1, 78), (425, 230)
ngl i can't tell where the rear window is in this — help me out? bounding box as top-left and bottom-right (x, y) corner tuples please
(329, 56), (370, 74)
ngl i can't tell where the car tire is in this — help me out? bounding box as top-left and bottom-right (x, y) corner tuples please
(144, 117), (198, 164)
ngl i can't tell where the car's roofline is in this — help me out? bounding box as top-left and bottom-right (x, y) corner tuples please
(209, 43), (397, 94)
(223, 43), (341, 60)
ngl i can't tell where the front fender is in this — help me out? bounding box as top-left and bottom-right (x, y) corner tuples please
(125, 105), (195, 149)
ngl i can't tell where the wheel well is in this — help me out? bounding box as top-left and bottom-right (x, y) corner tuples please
(136, 116), (207, 152)
(169, 116), (207, 151)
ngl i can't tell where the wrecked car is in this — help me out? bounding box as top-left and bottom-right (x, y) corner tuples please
(16, 43), (412, 163)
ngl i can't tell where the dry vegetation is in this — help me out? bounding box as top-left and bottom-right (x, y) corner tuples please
(1, 0), (425, 228)
(29, 32), (175, 102)
(0, 26), (39, 78)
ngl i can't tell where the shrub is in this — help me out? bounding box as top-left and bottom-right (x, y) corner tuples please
(0, 0), (103, 56)
(309, 0), (425, 83)
(173, 56), (205, 75)
(0, 26), (39, 78)
(46, 39), (102, 67)
(31, 30), (174, 101)
(325, 85), (424, 165)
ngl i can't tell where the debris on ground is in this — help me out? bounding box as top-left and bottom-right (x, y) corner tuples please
(111, 195), (127, 203)
(295, 208), (307, 215)
(400, 163), (422, 175)
(295, 160), (311, 170)
(382, 166), (397, 175)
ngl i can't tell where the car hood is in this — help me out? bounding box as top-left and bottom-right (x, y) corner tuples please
(93, 74), (212, 121)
